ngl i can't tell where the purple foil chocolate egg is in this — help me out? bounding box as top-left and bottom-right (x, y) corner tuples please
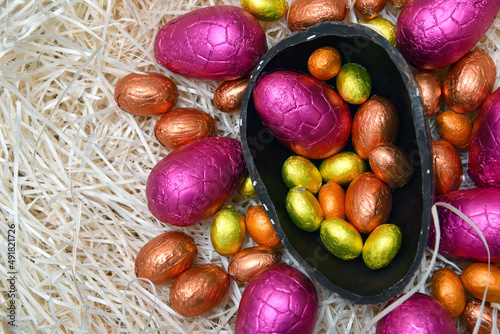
(253, 70), (352, 160)
(468, 88), (500, 187)
(235, 263), (318, 334)
(376, 293), (457, 334)
(146, 137), (246, 226)
(428, 187), (500, 263)
(396, 0), (500, 69)
(154, 6), (268, 81)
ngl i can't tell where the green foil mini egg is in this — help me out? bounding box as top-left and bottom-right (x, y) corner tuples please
(238, 174), (257, 198)
(362, 224), (402, 270)
(320, 218), (363, 260)
(282, 155), (322, 194)
(241, 0), (288, 21)
(285, 187), (324, 232)
(210, 206), (246, 256)
(336, 63), (372, 105)
(319, 151), (367, 186)
(360, 17), (397, 47)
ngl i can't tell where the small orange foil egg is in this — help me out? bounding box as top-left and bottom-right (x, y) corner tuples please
(435, 110), (473, 150)
(214, 77), (250, 113)
(432, 139), (463, 195)
(369, 143), (413, 188)
(354, 0), (387, 19)
(431, 268), (466, 318)
(318, 181), (346, 219)
(307, 47), (342, 81)
(245, 206), (281, 249)
(463, 299), (499, 334)
(461, 263), (500, 303)
(228, 246), (281, 283)
(413, 69), (442, 117)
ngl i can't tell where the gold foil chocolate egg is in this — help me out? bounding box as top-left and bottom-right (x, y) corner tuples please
(318, 182), (346, 220)
(359, 18), (396, 46)
(336, 63), (372, 104)
(214, 76), (250, 113)
(369, 143), (414, 188)
(345, 172), (392, 234)
(319, 151), (367, 186)
(432, 139), (463, 195)
(435, 110), (473, 150)
(285, 187), (324, 232)
(307, 46), (342, 81)
(443, 49), (496, 114)
(228, 246), (281, 283)
(354, 0), (386, 19)
(241, 0), (288, 21)
(154, 108), (217, 150)
(210, 206), (246, 256)
(170, 264), (230, 317)
(352, 95), (399, 159)
(362, 224), (402, 270)
(134, 231), (197, 285)
(245, 205), (281, 249)
(114, 72), (178, 116)
(463, 299), (499, 334)
(413, 69), (442, 117)
(388, 0), (413, 9)
(431, 267), (466, 318)
(320, 218), (363, 260)
(238, 174), (257, 198)
(282, 155), (322, 194)
(287, 0), (349, 32)
(461, 263), (500, 303)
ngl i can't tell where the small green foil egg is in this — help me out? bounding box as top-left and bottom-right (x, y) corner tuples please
(282, 155), (322, 194)
(336, 63), (372, 104)
(210, 206), (246, 256)
(320, 218), (363, 260)
(362, 224), (402, 270)
(241, 0), (288, 21)
(319, 151), (367, 186)
(360, 17), (397, 47)
(238, 174), (257, 198)
(285, 187), (324, 232)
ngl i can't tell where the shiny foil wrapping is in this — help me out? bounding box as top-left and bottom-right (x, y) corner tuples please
(359, 18), (396, 46)
(461, 263), (500, 303)
(319, 152), (367, 186)
(436, 110), (473, 150)
(320, 218), (363, 260)
(287, 0), (349, 32)
(282, 155), (322, 194)
(170, 264), (230, 317)
(463, 299), (499, 334)
(428, 187), (500, 263)
(285, 187), (324, 232)
(354, 0), (387, 19)
(238, 174), (257, 198)
(336, 63), (372, 104)
(154, 6), (267, 80)
(413, 69), (442, 117)
(235, 263), (318, 334)
(432, 140), (463, 195)
(228, 246), (281, 283)
(318, 182), (346, 220)
(307, 46), (342, 81)
(241, 0), (288, 21)
(210, 206), (246, 256)
(431, 268), (466, 318)
(362, 224), (402, 270)
(369, 143), (413, 188)
(396, 0), (500, 69)
(214, 77), (250, 113)
(245, 205), (281, 249)
(388, 0), (413, 9)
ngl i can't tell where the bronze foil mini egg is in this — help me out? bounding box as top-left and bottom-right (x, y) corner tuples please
(432, 139), (463, 195)
(369, 143), (414, 188)
(228, 246), (281, 283)
(431, 267), (466, 318)
(287, 0), (349, 32)
(435, 110), (473, 150)
(463, 299), (499, 334)
(413, 69), (442, 117)
(354, 0), (387, 19)
(214, 77), (250, 113)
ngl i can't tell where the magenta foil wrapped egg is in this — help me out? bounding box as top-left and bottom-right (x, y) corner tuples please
(396, 0), (500, 69)
(428, 187), (500, 263)
(253, 70), (352, 160)
(146, 137), (246, 227)
(235, 263), (318, 334)
(154, 6), (268, 81)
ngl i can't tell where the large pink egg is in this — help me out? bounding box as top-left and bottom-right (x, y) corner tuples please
(235, 263), (318, 334)
(146, 137), (246, 226)
(154, 6), (267, 81)
(376, 293), (457, 334)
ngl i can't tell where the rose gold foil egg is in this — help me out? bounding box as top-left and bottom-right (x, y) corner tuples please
(214, 77), (250, 113)
(345, 172), (392, 234)
(413, 69), (442, 117)
(352, 95), (399, 159)
(461, 263), (500, 303)
(435, 110), (473, 150)
(368, 143), (414, 188)
(287, 0), (349, 32)
(354, 0), (387, 19)
(228, 246), (281, 283)
(114, 72), (178, 116)
(134, 231), (197, 285)
(388, 0), (413, 9)
(432, 139), (463, 195)
(154, 108), (217, 150)
(443, 50), (496, 114)
(463, 299), (499, 334)
(170, 264), (230, 317)
(431, 268), (466, 318)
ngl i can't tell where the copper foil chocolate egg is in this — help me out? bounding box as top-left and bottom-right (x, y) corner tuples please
(461, 263), (500, 303)
(170, 264), (230, 317)
(443, 50), (496, 114)
(287, 0), (349, 32)
(285, 187), (324, 232)
(463, 299), (499, 334)
(135, 231), (197, 285)
(354, 0), (386, 19)
(114, 72), (178, 116)
(369, 143), (414, 188)
(432, 139), (463, 195)
(307, 46), (342, 81)
(318, 182), (346, 220)
(345, 172), (392, 234)
(282, 155), (323, 194)
(436, 110), (473, 150)
(388, 0), (413, 9)
(154, 108), (217, 150)
(210, 206), (246, 256)
(214, 77), (250, 113)
(413, 69), (442, 117)
(241, 0), (288, 21)
(245, 205), (281, 249)
(362, 224), (402, 270)
(228, 246), (281, 283)
(319, 151), (367, 186)
(352, 95), (399, 159)
(431, 268), (466, 318)
(320, 218), (363, 260)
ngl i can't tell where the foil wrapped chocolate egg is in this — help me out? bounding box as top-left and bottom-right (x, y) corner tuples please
(359, 18), (396, 46)
(241, 0), (288, 21)
(170, 264), (230, 317)
(319, 151), (367, 186)
(245, 205), (281, 249)
(336, 63), (372, 104)
(413, 69), (442, 117)
(318, 182), (346, 220)
(362, 224), (402, 270)
(154, 108), (217, 150)
(369, 143), (414, 188)
(282, 155), (322, 194)
(345, 172), (392, 234)
(285, 187), (324, 232)
(354, 0), (387, 19)
(461, 263), (500, 303)
(214, 77), (250, 113)
(307, 46), (342, 81)
(443, 50), (496, 114)
(238, 174), (257, 198)
(210, 206), (246, 256)
(228, 246), (281, 283)
(432, 139), (463, 195)
(436, 110), (473, 150)
(134, 231), (197, 285)
(287, 0), (349, 32)
(463, 299), (499, 334)
(431, 268), (466, 318)
(388, 0), (413, 9)
(320, 218), (363, 260)
(114, 72), (178, 116)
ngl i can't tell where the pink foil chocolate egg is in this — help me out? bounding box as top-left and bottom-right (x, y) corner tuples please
(395, 0), (500, 69)
(154, 6), (267, 81)
(428, 187), (500, 263)
(146, 137), (246, 226)
(253, 70), (352, 160)
(235, 263), (318, 334)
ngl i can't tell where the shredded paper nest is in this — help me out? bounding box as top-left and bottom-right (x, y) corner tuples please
(1, 0), (499, 333)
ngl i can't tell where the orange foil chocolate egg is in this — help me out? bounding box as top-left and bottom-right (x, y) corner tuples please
(245, 205), (281, 249)
(318, 181), (346, 220)
(228, 246), (281, 283)
(307, 46), (342, 81)
(354, 0), (386, 19)
(432, 139), (463, 195)
(154, 108), (217, 150)
(214, 77), (250, 113)
(368, 143), (414, 188)
(461, 263), (500, 303)
(114, 72), (178, 116)
(435, 110), (473, 150)
(431, 268), (466, 318)
(287, 0), (349, 32)
(388, 0), (413, 9)
(463, 299), (499, 334)
(413, 69), (442, 117)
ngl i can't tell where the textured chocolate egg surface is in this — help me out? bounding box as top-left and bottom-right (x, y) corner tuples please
(413, 69), (442, 117)
(214, 77), (250, 113)
(241, 0), (288, 21)
(210, 206), (246, 256)
(287, 0), (349, 32)
(228, 246), (281, 283)
(432, 139), (463, 195)
(431, 268), (466, 318)
(461, 263), (500, 303)
(369, 143), (413, 188)
(463, 299), (499, 334)
(354, 0), (386, 19)
(245, 205), (282, 249)
(435, 110), (473, 150)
